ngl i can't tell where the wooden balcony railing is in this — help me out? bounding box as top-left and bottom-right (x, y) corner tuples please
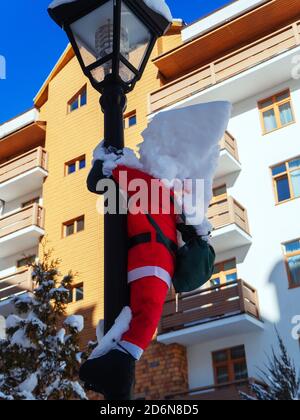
(0, 204), (45, 239)
(165, 378), (262, 401)
(208, 196), (250, 234)
(150, 20), (300, 113)
(220, 132), (239, 162)
(159, 280), (260, 335)
(0, 268), (32, 301)
(0, 147), (48, 185)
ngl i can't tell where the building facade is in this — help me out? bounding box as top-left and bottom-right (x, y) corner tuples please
(1, 0), (300, 400)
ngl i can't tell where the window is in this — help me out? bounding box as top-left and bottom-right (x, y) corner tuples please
(210, 259), (237, 287)
(283, 239), (300, 288)
(68, 283), (84, 303)
(17, 255), (36, 269)
(68, 86), (87, 113)
(22, 197), (40, 208)
(258, 90), (295, 134)
(124, 111), (137, 128)
(212, 346), (248, 385)
(63, 216), (85, 238)
(212, 185), (227, 202)
(271, 157), (300, 204)
(65, 155), (86, 176)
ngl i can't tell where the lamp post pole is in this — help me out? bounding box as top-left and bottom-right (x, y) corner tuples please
(100, 77), (129, 333)
(48, 0), (172, 337)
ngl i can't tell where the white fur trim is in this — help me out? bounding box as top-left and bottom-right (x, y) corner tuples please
(128, 266), (172, 288)
(92, 141), (143, 177)
(88, 307), (132, 360)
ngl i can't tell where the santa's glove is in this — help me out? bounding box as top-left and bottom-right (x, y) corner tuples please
(92, 140), (123, 177)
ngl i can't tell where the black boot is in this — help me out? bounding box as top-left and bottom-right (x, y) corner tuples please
(79, 350), (136, 400)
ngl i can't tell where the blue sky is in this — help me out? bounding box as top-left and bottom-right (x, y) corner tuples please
(0, 0), (231, 124)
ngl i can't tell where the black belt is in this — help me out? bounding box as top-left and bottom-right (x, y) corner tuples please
(129, 232), (178, 254)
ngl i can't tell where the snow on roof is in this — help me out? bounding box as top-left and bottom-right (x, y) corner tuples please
(48, 0), (173, 22)
(0, 108), (39, 140)
(182, 0), (269, 42)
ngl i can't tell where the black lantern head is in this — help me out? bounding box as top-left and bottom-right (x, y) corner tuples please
(48, 0), (172, 92)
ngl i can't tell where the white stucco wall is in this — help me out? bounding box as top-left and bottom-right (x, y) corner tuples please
(188, 78), (300, 388)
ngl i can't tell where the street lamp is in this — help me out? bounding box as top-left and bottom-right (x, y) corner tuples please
(48, 0), (171, 334)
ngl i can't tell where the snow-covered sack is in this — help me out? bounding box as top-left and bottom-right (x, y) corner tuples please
(49, 0), (173, 22)
(89, 307), (132, 360)
(93, 101), (232, 235)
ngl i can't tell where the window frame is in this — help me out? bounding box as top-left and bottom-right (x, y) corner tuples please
(124, 111), (137, 129)
(68, 283), (84, 304)
(65, 155), (86, 176)
(21, 197), (40, 208)
(212, 345), (248, 386)
(210, 258), (237, 287)
(211, 184), (227, 204)
(271, 156), (300, 205)
(17, 255), (36, 269)
(258, 89), (295, 135)
(282, 239), (300, 289)
(67, 85), (87, 114)
(62, 216), (85, 238)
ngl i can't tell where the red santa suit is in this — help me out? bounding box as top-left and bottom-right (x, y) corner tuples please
(111, 164), (177, 357)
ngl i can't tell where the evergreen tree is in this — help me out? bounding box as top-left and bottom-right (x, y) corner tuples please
(241, 332), (300, 401)
(0, 247), (87, 400)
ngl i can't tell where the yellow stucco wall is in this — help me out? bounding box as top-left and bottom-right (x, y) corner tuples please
(38, 28), (182, 345)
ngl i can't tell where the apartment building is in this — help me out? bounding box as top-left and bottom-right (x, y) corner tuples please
(0, 0), (299, 400)
(0, 109), (47, 337)
(150, 0), (300, 400)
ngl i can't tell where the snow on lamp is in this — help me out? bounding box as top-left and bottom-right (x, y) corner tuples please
(48, 0), (172, 92)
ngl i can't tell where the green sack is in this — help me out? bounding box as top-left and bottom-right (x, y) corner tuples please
(146, 215), (216, 294)
(172, 236), (215, 293)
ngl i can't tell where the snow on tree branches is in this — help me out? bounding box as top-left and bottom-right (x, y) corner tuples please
(0, 248), (87, 400)
(241, 332), (300, 401)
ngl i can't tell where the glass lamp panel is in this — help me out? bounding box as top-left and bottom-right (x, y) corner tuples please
(119, 1), (152, 81)
(70, 0), (114, 70)
(119, 61), (136, 83)
(91, 59), (113, 82)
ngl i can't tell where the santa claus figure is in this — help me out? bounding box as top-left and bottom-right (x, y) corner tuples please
(79, 101), (231, 399)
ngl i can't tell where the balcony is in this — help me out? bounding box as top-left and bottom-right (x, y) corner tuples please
(0, 268), (32, 302)
(208, 196), (251, 253)
(165, 378), (262, 401)
(215, 132), (241, 179)
(157, 280), (263, 346)
(0, 147), (48, 201)
(150, 20), (300, 114)
(0, 204), (45, 258)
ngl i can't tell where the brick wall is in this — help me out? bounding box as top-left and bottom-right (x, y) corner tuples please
(134, 341), (188, 400)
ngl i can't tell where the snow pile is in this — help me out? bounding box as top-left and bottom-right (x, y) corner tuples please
(18, 373), (38, 394)
(139, 101), (232, 231)
(91, 102), (231, 234)
(144, 0), (172, 21)
(89, 306), (132, 360)
(6, 315), (22, 330)
(11, 329), (33, 349)
(64, 315), (84, 332)
(48, 0), (173, 22)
